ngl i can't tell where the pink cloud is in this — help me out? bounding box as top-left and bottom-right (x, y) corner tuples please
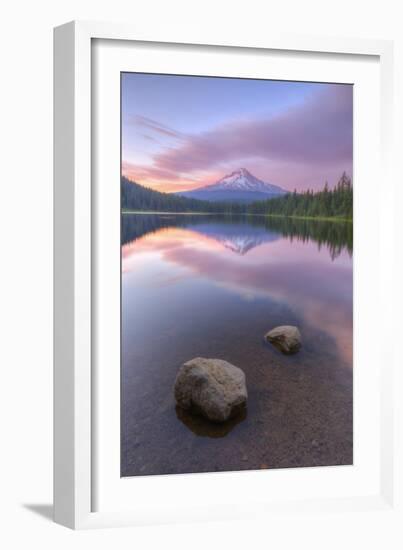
(122, 161), (205, 193)
(124, 85), (352, 192)
(157, 86), (351, 172)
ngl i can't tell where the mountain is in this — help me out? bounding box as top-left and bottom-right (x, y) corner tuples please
(176, 168), (287, 203)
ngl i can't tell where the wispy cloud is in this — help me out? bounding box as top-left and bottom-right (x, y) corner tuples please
(123, 85), (352, 191)
(131, 115), (185, 140)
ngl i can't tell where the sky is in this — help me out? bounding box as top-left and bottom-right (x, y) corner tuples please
(121, 73), (353, 193)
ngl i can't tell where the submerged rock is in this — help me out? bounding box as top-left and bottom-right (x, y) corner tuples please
(174, 357), (247, 423)
(265, 325), (301, 354)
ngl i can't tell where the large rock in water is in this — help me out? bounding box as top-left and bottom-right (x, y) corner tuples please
(174, 358), (247, 423)
(265, 325), (302, 355)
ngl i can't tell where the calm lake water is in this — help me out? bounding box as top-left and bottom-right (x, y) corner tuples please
(121, 214), (353, 476)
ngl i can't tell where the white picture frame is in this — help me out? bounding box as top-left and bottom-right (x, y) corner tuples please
(54, 20), (397, 530)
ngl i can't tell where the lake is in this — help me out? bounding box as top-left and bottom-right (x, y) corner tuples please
(121, 213), (353, 476)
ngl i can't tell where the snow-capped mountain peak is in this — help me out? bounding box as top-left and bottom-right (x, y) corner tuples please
(176, 168), (287, 203)
(204, 168), (286, 194)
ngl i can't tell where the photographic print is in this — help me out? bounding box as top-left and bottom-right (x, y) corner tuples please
(121, 73), (353, 477)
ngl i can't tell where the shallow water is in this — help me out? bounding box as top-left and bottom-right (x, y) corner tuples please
(121, 214), (353, 476)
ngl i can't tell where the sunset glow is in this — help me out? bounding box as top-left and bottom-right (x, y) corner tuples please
(122, 73), (353, 193)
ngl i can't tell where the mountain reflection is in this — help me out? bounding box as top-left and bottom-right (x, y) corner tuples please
(121, 212), (353, 477)
(183, 222), (280, 255)
(122, 213), (352, 260)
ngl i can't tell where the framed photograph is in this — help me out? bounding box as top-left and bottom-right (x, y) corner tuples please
(54, 21), (397, 529)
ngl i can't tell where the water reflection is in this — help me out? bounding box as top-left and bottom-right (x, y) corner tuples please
(122, 213), (352, 260)
(121, 213), (353, 477)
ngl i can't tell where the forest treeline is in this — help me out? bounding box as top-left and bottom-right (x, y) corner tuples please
(122, 173), (353, 220)
(248, 173), (353, 219)
(121, 176), (240, 213)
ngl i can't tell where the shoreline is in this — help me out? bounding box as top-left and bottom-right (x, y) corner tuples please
(122, 210), (353, 223)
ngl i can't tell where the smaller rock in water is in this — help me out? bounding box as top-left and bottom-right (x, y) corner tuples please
(265, 325), (301, 355)
(174, 357), (247, 423)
